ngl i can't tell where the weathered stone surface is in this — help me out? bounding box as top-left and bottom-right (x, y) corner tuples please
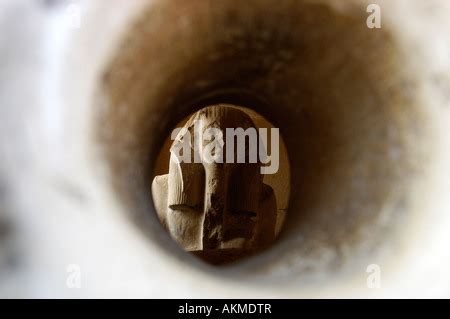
(1, 0), (450, 298)
(152, 105), (278, 263)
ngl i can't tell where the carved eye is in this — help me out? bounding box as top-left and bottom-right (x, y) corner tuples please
(169, 204), (200, 212)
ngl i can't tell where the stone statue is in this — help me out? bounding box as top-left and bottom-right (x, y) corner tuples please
(152, 104), (278, 264)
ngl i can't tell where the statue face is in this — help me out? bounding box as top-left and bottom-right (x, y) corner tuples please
(167, 105), (264, 250)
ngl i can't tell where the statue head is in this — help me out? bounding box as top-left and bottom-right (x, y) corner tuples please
(153, 104), (277, 259)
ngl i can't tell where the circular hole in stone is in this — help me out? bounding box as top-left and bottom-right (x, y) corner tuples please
(95, 0), (430, 284)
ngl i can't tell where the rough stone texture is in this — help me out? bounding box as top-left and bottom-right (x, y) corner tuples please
(152, 105), (280, 263)
(1, 0), (450, 297)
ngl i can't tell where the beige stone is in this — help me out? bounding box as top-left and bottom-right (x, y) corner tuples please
(1, 0), (450, 298)
(152, 105), (278, 263)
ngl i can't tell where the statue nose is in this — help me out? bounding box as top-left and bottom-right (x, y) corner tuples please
(202, 165), (228, 250)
